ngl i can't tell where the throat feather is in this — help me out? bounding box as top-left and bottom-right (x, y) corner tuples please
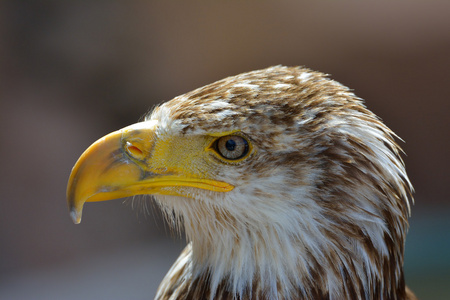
(155, 191), (406, 300)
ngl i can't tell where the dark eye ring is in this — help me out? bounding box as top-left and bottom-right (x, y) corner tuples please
(214, 135), (249, 160)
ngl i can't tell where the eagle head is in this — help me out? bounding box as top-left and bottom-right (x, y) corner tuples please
(67, 66), (415, 299)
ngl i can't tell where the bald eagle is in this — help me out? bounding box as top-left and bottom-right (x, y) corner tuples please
(67, 66), (416, 300)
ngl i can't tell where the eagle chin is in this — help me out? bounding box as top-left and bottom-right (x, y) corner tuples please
(67, 66), (416, 300)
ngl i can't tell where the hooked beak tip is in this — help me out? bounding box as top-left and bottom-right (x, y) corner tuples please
(70, 208), (82, 224)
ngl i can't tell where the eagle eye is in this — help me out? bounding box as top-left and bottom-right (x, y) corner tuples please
(214, 135), (249, 160)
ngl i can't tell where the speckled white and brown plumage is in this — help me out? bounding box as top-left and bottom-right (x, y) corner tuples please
(147, 66), (415, 300)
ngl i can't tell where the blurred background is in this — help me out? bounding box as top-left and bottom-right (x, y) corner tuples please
(1, 1), (449, 299)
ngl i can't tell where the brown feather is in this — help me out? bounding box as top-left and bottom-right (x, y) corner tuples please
(149, 66), (415, 299)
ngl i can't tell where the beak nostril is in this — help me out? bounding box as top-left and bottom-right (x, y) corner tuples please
(125, 142), (144, 160)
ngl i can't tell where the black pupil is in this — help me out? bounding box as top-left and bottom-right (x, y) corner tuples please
(225, 139), (236, 151)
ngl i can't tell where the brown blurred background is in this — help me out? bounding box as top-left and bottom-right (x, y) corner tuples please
(0, 1), (449, 299)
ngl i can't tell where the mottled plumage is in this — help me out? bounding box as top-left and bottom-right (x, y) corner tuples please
(67, 66), (416, 300)
(147, 66), (415, 299)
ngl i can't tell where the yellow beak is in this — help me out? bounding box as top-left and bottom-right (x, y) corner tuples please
(67, 121), (234, 224)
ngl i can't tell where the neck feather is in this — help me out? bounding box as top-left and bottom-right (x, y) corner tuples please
(156, 187), (408, 300)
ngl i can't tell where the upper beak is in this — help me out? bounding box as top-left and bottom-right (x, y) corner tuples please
(66, 121), (233, 224)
